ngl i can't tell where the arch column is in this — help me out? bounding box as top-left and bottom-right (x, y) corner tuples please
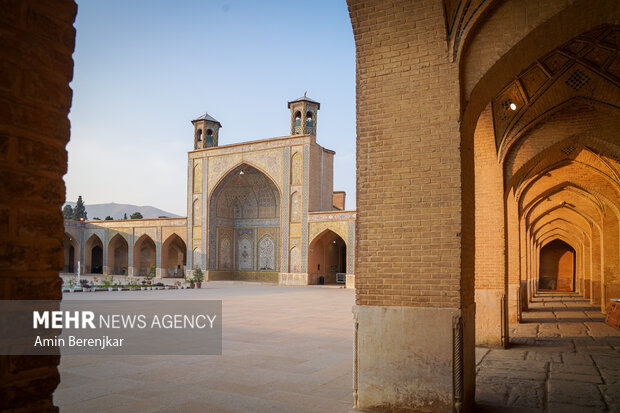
(155, 227), (162, 278)
(128, 232), (134, 276)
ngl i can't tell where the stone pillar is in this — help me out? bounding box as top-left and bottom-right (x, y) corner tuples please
(0, 0), (77, 411)
(155, 227), (162, 279)
(345, 274), (355, 289)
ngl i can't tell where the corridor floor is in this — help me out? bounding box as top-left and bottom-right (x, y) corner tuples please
(476, 291), (620, 412)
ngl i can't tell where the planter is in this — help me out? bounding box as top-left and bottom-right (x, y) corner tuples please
(117, 287), (122, 291)
(190, 283), (195, 289)
(69, 288), (74, 293)
(196, 282), (202, 289)
(107, 287), (113, 292)
(141, 287), (145, 291)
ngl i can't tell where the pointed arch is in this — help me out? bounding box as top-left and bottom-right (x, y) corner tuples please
(161, 233), (187, 277)
(133, 234), (156, 276)
(258, 235), (276, 271)
(63, 232), (79, 274)
(237, 235), (253, 271)
(85, 234), (103, 274)
(208, 163), (281, 277)
(289, 246), (301, 273)
(218, 235), (233, 270)
(308, 229), (347, 284)
(107, 233), (129, 275)
(290, 191), (301, 222)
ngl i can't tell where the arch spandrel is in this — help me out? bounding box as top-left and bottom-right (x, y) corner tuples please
(161, 227), (187, 245)
(207, 150), (284, 198)
(133, 228), (157, 245)
(309, 222), (349, 247)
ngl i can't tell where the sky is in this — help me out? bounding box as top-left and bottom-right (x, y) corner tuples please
(66, 0), (356, 216)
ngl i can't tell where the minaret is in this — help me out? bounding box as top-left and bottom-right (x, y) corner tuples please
(191, 112), (221, 149)
(287, 92), (320, 136)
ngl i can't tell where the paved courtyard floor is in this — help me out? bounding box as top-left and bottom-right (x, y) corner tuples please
(54, 283), (620, 412)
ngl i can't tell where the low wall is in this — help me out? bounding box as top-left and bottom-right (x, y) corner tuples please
(206, 270), (279, 283)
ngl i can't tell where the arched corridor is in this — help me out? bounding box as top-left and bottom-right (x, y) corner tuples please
(308, 229), (346, 284)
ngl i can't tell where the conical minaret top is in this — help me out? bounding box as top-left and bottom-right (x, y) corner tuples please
(191, 112), (221, 149)
(288, 92), (320, 136)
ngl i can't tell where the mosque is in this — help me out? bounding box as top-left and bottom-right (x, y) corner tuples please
(4, 1), (620, 411)
(62, 95), (356, 287)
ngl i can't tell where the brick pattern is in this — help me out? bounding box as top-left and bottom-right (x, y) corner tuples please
(474, 107), (505, 291)
(0, 0), (77, 411)
(348, 0), (465, 308)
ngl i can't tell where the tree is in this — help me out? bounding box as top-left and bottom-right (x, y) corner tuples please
(130, 212), (143, 219)
(123, 213), (127, 220)
(62, 204), (74, 219)
(72, 196), (87, 220)
(105, 216), (114, 220)
(93, 217), (101, 220)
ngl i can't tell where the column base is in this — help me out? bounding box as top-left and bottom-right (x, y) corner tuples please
(353, 304), (475, 412)
(103, 266), (111, 276)
(128, 267), (135, 277)
(346, 274), (355, 289)
(475, 288), (504, 347)
(508, 284), (519, 323)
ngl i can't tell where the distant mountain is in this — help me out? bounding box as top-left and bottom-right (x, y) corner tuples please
(63, 202), (182, 220)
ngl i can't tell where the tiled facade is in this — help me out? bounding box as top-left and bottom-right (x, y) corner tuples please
(62, 97), (357, 287)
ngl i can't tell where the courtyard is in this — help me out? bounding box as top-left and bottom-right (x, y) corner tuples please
(53, 283), (620, 412)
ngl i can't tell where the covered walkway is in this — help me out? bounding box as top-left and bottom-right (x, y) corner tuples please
(477, 292), (620, 412)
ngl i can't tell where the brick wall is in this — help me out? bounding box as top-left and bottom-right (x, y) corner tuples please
(348, 0), (467, 308)
(0, 0), (77, 411)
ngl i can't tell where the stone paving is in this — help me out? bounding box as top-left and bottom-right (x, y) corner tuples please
(477, 291), (620, 412)
(54, 282), (355, 413)
(54, 284), (620, 412)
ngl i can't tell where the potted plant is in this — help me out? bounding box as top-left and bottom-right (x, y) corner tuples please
(193, 269), (204, 289)
(102, 276), (114, 292)
(66, 276), (77, 293)
(116, 281), (122, 292)
(91, 276), (99, 292)
(185, 274), (195, 289)
(140, 280), (146, 291)
(174, 280), (181, 290)
(145, 265), (155, 290)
